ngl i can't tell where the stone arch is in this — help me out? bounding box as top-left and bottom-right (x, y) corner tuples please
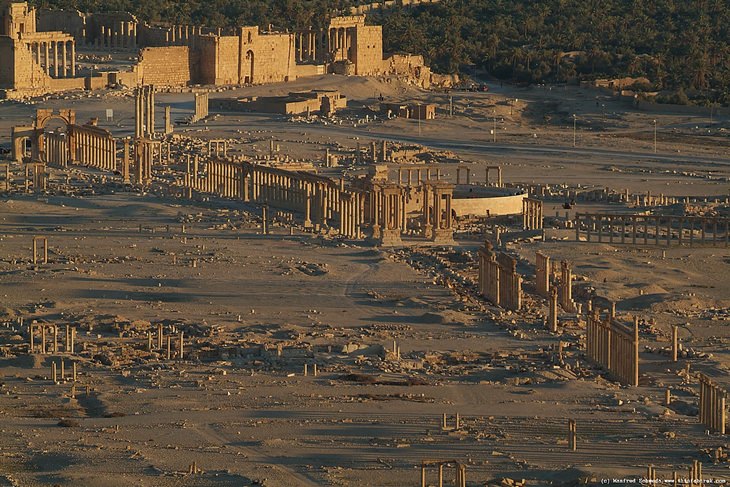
(31, 109), (76, 163)
(11, 127), (33, 163)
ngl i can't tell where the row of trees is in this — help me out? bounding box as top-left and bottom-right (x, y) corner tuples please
(31, 0), (730, 103)
(369, 0), (729, 104)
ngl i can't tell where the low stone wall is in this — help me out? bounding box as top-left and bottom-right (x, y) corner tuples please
(451, 187), (525, 217)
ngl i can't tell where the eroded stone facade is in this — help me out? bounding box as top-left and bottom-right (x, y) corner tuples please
(1, 1), (450, 98)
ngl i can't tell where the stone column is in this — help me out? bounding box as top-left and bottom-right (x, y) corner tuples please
(51, 41), (58, 77)
(44, 42), (50, 75)
(61, 41), (67, 77)
(122, 139), (131, 184)
(70, 42), (76, 77)
(548, 287), (558, 332)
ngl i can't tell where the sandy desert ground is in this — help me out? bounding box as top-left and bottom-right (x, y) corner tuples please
(0, 71), (728, 486)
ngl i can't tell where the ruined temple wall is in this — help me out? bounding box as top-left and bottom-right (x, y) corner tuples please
(138, 46), (192, 86)
(49, 77), (85, 91)
(451, 193), (525, 217)
(0, 39), (14, 88)
(2, 39), (52, 91)
(37, 9), (85, 42)
(242, 31), (296, 84)
(196, 36), (218, 84)
(213, 35), (240, 85)
(353, 24), (383, 75)
(292, 63), (326, 78)
(137, 25), (170, 47)
(208, 31), (297, 85)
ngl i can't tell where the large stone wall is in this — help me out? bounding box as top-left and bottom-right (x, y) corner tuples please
(0, 39), (14, 87)
(0, 37), (52, 92)
(451, 190), (525, 217)
(198, 28), (296, 85)
(138, 46), (192, 86)
(37, 9), (85, 42)
(353, 25), (383, 75)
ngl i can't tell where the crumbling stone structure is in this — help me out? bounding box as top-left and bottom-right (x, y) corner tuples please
(558, 261), (576, 313)
(585, 311), (639, 386)
(698, 374), (726, 434)
(420, 460), (466, 487)
(522, 197), (543, 230)
(211, 90), (346, 117)
(535, 251), (550, 298)
(477, 241), (522, 311)
(4, 2), (449, 97)
(0, 1), (79, 98)
(135, 85), (155, 138)
(191, 92), (208, 123)
(12, 109), (118, 173)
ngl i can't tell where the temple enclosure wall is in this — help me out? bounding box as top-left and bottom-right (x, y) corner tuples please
(1, 1), (452, 97)
(137, 46), (193, 86)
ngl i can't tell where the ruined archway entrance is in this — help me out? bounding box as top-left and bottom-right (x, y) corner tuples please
(12, 109), (77, 164)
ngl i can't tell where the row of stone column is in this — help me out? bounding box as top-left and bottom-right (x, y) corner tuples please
(338, 191), (364, 239)
(199, 159), (247, 199)
(135, 85), (155, 138)
(559, 260), (576, 312)
(96, 22), (138, 49)
(134, 139), (154, 186)
(477, 241), (522, 311)
(585, 311), (639, 386)
(420, 461), (466, 487)
(164, 25), (203, 46)
(23, 163), (47, 193)
(28, 39), (76, 78)
(45, 132), (69, 167)
(28, 323), (76, 354)
(522, 197), (543, 230)
(328, 27), (353, 62)
(699, 373), (726, 434)
(72, 128), (116, 171)
(397, 166), (442, 186)
(295, 31), (317, 62)
(575, 213), (730, 247)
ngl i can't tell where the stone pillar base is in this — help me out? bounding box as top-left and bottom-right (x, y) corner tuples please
(432, 228), (455, 244)
(376, 229), (402, 247)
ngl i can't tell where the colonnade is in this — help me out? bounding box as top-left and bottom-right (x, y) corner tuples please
(368, 183), (404, 245)
(295, 31), (318, 62)
(95, 21), (138, 49)
(69, 125), (116, 172)
(699, 373), (726, 434)
(559, 260), (576, 313)
(188, 158), (247, 200)
(163, 25), (202, 46)
(27, 38), (76, 78)
(328, 26), (354, 62)
(485, 166), (503, 187)
(420, 460), (466, 487)
(477, 241), (522, 311)
(575, 213), (730, 247)
(585, 311), (640, 386)
(134, 139), (154, 186)
(397, 165), (442, 186)
(522, 197), (543, 230)
(135, 85), (155, 138)
(28, 323), (76, 354)
(45, 131), (69, 167)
